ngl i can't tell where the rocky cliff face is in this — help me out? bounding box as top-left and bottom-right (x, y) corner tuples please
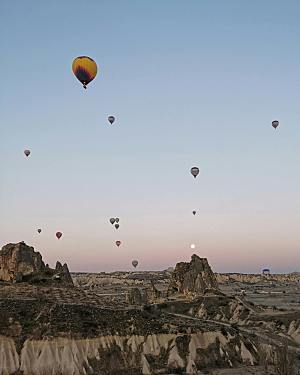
(0, 242), (73, 286)
(0, 279), (264, 375)
(0, 331), (259, 375)
(168, 254), (219, 297)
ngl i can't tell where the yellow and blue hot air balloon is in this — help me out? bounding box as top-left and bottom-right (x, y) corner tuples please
(72, 56), (97, 89)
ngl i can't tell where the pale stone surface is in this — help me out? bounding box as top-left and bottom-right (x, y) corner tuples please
(0, 332), (257, 375)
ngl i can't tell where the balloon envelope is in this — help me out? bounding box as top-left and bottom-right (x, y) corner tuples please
(56, 232), (62, 239)
(132, 260), (138, 268)
(190, 167), (199, 178)
(24, 150), (31, 157)
(115, 224), (119, 229)
(115, 218), (120, 223)
(108, 116), (115, 124)
(110, 218), (116, 225)
(192, 211), (196, 215)
(37, 229), (41, 234)
(72, 56), (97, 89)
(116, 241), (121, 247)
(272, 120), (279, 129)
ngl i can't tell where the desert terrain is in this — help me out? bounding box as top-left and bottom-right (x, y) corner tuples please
(0, 242), (299, 374)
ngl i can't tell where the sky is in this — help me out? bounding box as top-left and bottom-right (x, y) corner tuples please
(1, 1), (299, 273)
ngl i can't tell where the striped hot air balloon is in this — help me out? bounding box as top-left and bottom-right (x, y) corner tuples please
(72, 56), (97, 89)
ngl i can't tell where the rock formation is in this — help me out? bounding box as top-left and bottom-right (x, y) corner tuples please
(126, 287), (148, 305)
(168, 254), (219, 297)
(0, 242), (73, 285)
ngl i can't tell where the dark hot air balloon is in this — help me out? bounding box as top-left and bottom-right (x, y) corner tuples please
(190, 167), (199, 178)
(116, 240), (121, 247)
(192, 211), (196, 215)
(24, 150), (31, 157)
(272, 120), (279, 129)
(115, 218), (120, 223)
(115, 224), (119, 229)
(72, 56), (97, 89)
(110, 218), (116, 225)
(108, 116), (115, 125)
(37, 229), (42, 234)
(132, 260), (138, 268)
(56, 232), (62, 239)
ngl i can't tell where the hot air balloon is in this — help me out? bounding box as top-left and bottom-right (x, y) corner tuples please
(132, 260), (138, 268)
(56, 232), (62, 239)
(190, 167), (199, 178)
(115, 218), (120, 223)
(110, 218), (116, 225)
(24, 150), (31, 157)
(116, 240), (121, 247)
(72, 56), (97, 89)
(115, 224), (119, 229)
(192, 211), (196, 215)
(37, 229), (41, 234)
(108, 116), (115, 125)
(272, 120), (279, 129)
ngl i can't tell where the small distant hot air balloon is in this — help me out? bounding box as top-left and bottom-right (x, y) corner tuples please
(56, 232), (62, 239)
(132, 260), (138, 268)
(37, 229), (42, 234)
(272, 120), (279, 129)
(108, 116), (115, 125)
(115, 218), (120, 223)
(116, 240), (121, 247)
(190, 167), (199, 178)
(110, 218), (116, 225)
(115, 224), (119, 229)
(72, 56), (97, 89)
(192, 211), (196, 216)
(24, 150), (31, 157)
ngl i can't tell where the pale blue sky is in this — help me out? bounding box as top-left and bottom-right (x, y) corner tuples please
(1, 1), (299, 273)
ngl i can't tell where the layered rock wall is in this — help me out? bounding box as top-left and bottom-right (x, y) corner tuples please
(217, 273), (300, 284)
(0, 331), (259, 375)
